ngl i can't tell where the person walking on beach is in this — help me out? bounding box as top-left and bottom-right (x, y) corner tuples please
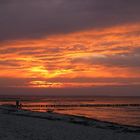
(16, 100), (22, 109)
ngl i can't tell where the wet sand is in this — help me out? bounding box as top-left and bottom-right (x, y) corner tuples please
(0, 106), (140, 140)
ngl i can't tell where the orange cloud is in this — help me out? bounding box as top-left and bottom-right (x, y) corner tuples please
(0, 23), (140, 88)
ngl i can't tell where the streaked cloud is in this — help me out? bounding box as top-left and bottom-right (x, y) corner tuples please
(72, 53), (140, 67)
(0, 24), (140, 90)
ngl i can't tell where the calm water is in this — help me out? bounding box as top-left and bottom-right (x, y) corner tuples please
(0, 96), (140, 127)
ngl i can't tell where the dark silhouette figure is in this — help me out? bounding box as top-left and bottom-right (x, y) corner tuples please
(16, 100), (21, 109)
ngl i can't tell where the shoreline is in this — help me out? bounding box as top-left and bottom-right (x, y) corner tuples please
(56, 112), (140, 129)
(1, 105), (140, 133)
(1, 103), (140, 128)
(0, 105), (140, 140)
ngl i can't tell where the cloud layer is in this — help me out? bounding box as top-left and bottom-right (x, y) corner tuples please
(0, 1), (140, 95)
(0, 24), (140, 90)
(0, 0), (140, 40)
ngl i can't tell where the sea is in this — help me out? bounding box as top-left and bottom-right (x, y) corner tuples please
(0, 96), (140, 127)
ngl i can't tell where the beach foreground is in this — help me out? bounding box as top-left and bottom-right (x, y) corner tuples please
(0, 106), (140, 140)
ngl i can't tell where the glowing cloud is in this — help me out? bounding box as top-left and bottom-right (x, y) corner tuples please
(0, 23), (140, 88)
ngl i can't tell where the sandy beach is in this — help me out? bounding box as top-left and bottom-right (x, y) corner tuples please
(0, 106), (140, 140)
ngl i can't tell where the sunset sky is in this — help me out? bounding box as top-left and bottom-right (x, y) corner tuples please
(0, 0), (140, 95)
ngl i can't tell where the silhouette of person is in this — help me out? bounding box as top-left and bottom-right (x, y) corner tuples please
(16, 100), (20, 109)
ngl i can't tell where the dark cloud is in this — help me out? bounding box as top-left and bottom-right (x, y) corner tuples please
(72, 53), (140, 67)
(0, 77), (29, 87)
(47, 77), (140, 84)
(1, 76), (139, 88)
(0, 0), (140, 41)
(0, 76), (140, 96)
(0, 85), (140, 96)
(132, 47), (140, 54)
(0, 60), (21, 67)
(0, 47), (39, 54)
